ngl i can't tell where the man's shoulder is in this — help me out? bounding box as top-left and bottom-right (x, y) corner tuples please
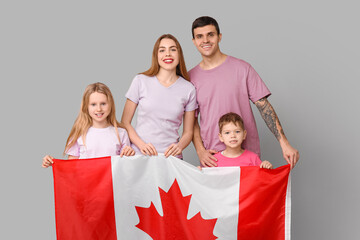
(189, 56), (252, 83)
(191, 56), (251, 71)
(226, 55), (251, 67)
(188, 64), (201, 84)
(188, 64), (200, 75)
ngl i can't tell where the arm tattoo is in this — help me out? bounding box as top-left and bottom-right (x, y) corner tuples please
(255, 98), (285, 141)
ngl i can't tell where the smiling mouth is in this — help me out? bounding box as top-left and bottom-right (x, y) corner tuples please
(201, 44), (212, 49)
(95, 113), (104, 117)
(163, 59), (174, 64)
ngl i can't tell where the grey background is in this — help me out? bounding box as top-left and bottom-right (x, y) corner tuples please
(1, 0), (359, 239)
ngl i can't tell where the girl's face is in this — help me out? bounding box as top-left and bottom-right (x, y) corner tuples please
(88, 92), (111, 128)
(157, 38), (179, 72)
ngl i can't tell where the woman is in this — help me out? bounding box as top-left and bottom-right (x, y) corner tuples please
(121, 34), (197, 158)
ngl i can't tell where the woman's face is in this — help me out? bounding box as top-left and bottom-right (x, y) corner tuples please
(157, 38), (179, 72)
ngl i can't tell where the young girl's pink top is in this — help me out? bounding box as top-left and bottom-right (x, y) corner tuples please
(66, 126), (130, 159)
(125, 74), (197, 156)
(214, 150), (262, 167)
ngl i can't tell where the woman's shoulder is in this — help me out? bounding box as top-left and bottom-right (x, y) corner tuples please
(131, 74), (156, 87)
(135, 74), (154, 80)
(177, 76), (196, 89)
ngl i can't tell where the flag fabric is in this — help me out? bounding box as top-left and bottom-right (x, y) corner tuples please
(52, 155), (291, 240)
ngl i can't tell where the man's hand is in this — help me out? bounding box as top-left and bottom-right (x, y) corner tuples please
(255, 97), (300, 169)
(280, 141), (299, 169)
(197, 148), (218, 167)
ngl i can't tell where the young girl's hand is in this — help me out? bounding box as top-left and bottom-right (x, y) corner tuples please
(260, 160), (273, 169)
(120, 146), (135, 157)
(164, 143), (183, 158)
(42, 155), (54, 168)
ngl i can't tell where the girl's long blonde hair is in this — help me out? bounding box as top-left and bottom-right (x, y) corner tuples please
(64, 82), (123, 155)
(141, 34), (189, 81)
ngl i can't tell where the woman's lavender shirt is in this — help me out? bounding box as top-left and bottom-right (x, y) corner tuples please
(125, 74), (197, 155)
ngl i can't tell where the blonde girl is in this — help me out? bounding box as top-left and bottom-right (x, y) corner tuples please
(121, 34), (197, 159)
(42, 82), (134, 167)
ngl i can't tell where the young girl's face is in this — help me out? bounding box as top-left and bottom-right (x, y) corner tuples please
(219, 122), (247, 149)
(88, 92), (111, 128)
(157, 38), (179, 72)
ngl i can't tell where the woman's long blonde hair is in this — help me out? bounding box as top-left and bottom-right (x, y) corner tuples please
(141, 34), (189, 81)
(64, 82), (123, 155)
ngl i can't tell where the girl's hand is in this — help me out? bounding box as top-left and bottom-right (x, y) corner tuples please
(42, 155), (54, 168)
(120, 146), (135, 157)
(140, 143), (158, 156)
(164, 143), (183, 158)
(260, 160), (273, 169)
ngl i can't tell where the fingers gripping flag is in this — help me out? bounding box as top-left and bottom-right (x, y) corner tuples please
(52, 155), (291, 240)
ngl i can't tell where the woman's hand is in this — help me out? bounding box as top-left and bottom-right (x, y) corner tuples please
(42, 155), (54, 168)
(140, 143), (158, 156)
(120, 146), (135, 157)
(164, 143), (183, 158)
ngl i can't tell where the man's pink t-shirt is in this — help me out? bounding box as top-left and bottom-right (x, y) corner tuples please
(125, 74), (198, 156)
(189, 56), (270, 157)
(66, 126), (130, 159)
(215, 150), (262, 167)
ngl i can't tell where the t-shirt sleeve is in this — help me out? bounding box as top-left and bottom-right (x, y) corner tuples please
(119, 128), (131, 147)
(125, 75), (141, 104)
(65, 140), (80, 157)
(247, 65), (271, 103)
(253, 154), (262, 166)
(185, 87), (198, 112)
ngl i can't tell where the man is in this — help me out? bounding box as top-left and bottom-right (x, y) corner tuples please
(189, 16), (299, 168)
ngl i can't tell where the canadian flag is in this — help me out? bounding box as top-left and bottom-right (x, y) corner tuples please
(52, 155), (291, 240)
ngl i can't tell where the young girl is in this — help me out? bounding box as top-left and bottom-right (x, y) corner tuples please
(121, 34), (197, 159)
(42, 82), (134, 167)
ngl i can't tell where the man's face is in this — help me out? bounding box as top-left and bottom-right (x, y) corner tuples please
(192, 24), (222, 58)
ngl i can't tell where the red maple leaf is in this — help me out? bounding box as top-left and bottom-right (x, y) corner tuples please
(135, 179), (218, 240)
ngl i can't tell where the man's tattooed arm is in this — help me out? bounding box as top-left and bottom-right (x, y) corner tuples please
(255, 97), (299, 168)
(255, 97), (285, 141)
